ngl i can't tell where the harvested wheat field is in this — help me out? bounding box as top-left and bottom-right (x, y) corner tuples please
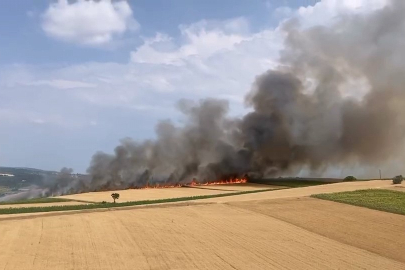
(1, 180), (405, 269)
(58, 180), (394, 204)
(230, 196), (405, 263)
(0, 201), (88, 209)
(58, 186), (236, 203)
(187, 183), (277, 191)
(0, 202), (404, 270)
(57, 183), (276, 203)
(203, 180), (401, 203)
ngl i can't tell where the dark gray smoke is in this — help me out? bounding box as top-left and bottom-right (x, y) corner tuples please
(65, 0), (405, 193)
(44, 167), (90, 195)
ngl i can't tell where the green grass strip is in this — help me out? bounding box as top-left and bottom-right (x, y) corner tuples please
(0, 197), (73, 205)
(0, 188), (280, 215)
(312, 189), (405, 216)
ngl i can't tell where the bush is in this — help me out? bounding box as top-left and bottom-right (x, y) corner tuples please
(344, 176), (357, 181)
(393, 175), (403, 184)
(101, 201), (107, 204)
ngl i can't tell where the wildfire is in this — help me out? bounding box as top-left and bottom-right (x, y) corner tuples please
(141, 178), (248, 189)
(140, 183), (183, 189)
(189, 178), (247, 186)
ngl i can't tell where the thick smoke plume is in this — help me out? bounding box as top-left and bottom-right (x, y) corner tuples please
(56, 0), (405, 193)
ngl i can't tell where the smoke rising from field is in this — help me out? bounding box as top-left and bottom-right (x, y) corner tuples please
(57, 0), (405, 193)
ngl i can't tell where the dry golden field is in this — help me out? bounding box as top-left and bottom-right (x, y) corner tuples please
(0, 180), (404, 270)
(187, 183), (276, 191)
(57, 180), (393, 204)
(0, 201), (88, 209)
(230, 197), (405, 264)
(57, 183), (274, 203)
(0, 202), (404, 270)
(203, 180), (397, 203)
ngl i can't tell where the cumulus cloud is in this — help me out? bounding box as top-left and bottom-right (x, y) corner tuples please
(131, 17), (251, 65)
(296, 0), (388, 27)
(127, 17), (283, 107)
(41, 0), (139, 46)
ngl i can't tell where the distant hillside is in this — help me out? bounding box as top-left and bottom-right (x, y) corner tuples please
(0, 167), (54, 191)
(0, 167), (89, 198)
(0, 166), (58, 174)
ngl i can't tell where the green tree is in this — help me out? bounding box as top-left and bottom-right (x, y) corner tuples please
(111, 193), (120, 203)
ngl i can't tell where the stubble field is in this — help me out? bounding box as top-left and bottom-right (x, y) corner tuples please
(0, 201), (88, 209)
(57, 183), (275, 203)
(0, 180), (404, 270)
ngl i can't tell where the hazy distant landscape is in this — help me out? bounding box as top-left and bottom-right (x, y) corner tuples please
(0, 167), (89, 201)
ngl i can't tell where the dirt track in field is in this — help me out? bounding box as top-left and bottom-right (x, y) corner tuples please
(0, 202), (404, 270)
(229, 197), (405, 263)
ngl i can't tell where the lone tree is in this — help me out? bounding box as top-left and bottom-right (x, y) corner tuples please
(111, 193), (120, 203)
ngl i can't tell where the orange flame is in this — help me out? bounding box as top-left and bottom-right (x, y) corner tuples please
(189, 178), (247, 186)
(140, 178), (247, 189)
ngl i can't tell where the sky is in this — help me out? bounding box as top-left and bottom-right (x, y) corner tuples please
(0, 0), (387, 173)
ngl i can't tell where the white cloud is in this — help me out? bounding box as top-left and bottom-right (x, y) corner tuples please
(296, 0), (388, 27)
(24, 79), (96, 89)
(42, 0), (139, 46)
(127, 17), (283, 108)
(131, 17), (251, 65)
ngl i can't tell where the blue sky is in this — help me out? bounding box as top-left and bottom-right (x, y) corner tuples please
(0, 0), (384, 173)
